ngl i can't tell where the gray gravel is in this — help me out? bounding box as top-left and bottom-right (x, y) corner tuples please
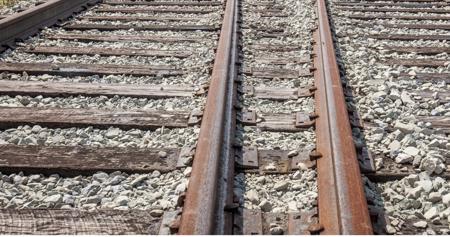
(236, 126), (316, 151)
(330, 0), (450, 173)
(0, 95), (205, 111)
(242, 97), (315, 114)
(330, 0), (450, 234)
(0, 170), (190, 212)
(0, 0), (45, 15)
(234, 0), (318, 216)
(235, 171), (317, 213)
(0, 125), (199, 148)
(0, 0), (226, 212)
(365, 173), (450, 235)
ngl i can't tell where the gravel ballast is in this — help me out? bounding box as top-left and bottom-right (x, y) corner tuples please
(0, 0), (45, 15)
(329, 1), (450, 233)
(0, 170), (190, 212)
(235, 0), (318, 215)
(0, 0), (224, 213)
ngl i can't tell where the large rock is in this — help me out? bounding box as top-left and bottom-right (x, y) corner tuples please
(443, 193), (450, 207)
(114, 196), (129, 206)
(246, 189), (259, 204)
(395, 153), (413, 164)
(388, 140), (401, 153)
(105, 128), (121, 138)
(428, 192), (441, 203)
(259, 200), (272, 212)
(394, 121), (417, 134)
(401, 91), (415, 105)
(407, 186), (423, 199)
(416, 180), (433, 193)
(404, 147), (420, 156)
(93, 172), (109, 182)
(413, 221), (427, 228)
(424, 207), (439, 220)
(274, 181), (289, 191)
(44, 194), (62, 204)
(420, 158), (445, 175)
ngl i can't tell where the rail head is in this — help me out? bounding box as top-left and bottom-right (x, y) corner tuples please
(314, 0), (373, 234)
(178, 0), (237, 234)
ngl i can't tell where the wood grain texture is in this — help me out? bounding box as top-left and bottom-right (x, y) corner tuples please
(370, 34), (450, 41)
(24, 46), (191, 58)
(0, 62), (182, 77)
(0, 80), (196, 98)
(0, 107), (192, 129)
(243, 67), (311, 78)
(47, 33), (201, 42)
(65, 23), (218, 31)
(0, 209), (161, 234)
(81, 15), (203, 22)
(0, 144), (180, 175)
(104, 0), (222, 6)
(95, 6), (215, 14)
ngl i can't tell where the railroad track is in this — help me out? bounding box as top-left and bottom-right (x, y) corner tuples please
(330, 0), (450, 235)
(1, 0), (447, 235)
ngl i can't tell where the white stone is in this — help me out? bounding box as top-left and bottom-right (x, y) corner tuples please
(389, 88), (401, 100)
(404, 147), (420, 156)
(292, 171), (302, 180)
(407, 186), (423, 199)
(115, 196), (129, 206)
(93, 172), (109, 182)
(287, 150), (298, 157)
(175, 182), (186, 194)
(269, 226), (284, 235)
(105, 128), (121, 138)
(413, 221), (428, 228)
(388, 140), (401, 152)
(288, 201), (298, 211)
(274, 181), (289, 191)
(394, 121), (416, 134)
(158, 151), (167, 158)
(247, 189), (259, 204)
(395, 153), (413, 164)
(424, 207), (439, 220)
(443, 193), (450, 207)
(429, 192), (441, 203)
(130, 175), (147, 187)
(183, 167), (192, 177)
(386, 224), (396, 234)
(401, 91), (415, 105)
(417, 180), (433, 193)
(44, 194), (62, 204)
(256, 176), (266, 184)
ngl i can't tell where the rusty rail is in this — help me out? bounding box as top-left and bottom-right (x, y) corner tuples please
(178, 0), (237, 234)
(313, 0), (372, 234)
(0, 0), (99, 52)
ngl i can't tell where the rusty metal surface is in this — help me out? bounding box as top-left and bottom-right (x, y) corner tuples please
(178, 0), (237, 233)
(0, 0), (99, 52)
(235, 209), (318, 235)
(237, 147), (315, 174)
(314, 0), (372, 234)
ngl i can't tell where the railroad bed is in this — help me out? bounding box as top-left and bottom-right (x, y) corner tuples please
(0, 0), (223, 234)
(0, 0), (447, 235)
(330, 0), (450, 235)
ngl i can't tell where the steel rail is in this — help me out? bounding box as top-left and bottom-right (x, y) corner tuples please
(0, 0), (99, 52)
(178, 0), (237, 234)
(314, 0), (373, 234)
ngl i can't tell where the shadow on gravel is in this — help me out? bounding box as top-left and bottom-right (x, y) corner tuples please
(325, 2), (387, 234)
